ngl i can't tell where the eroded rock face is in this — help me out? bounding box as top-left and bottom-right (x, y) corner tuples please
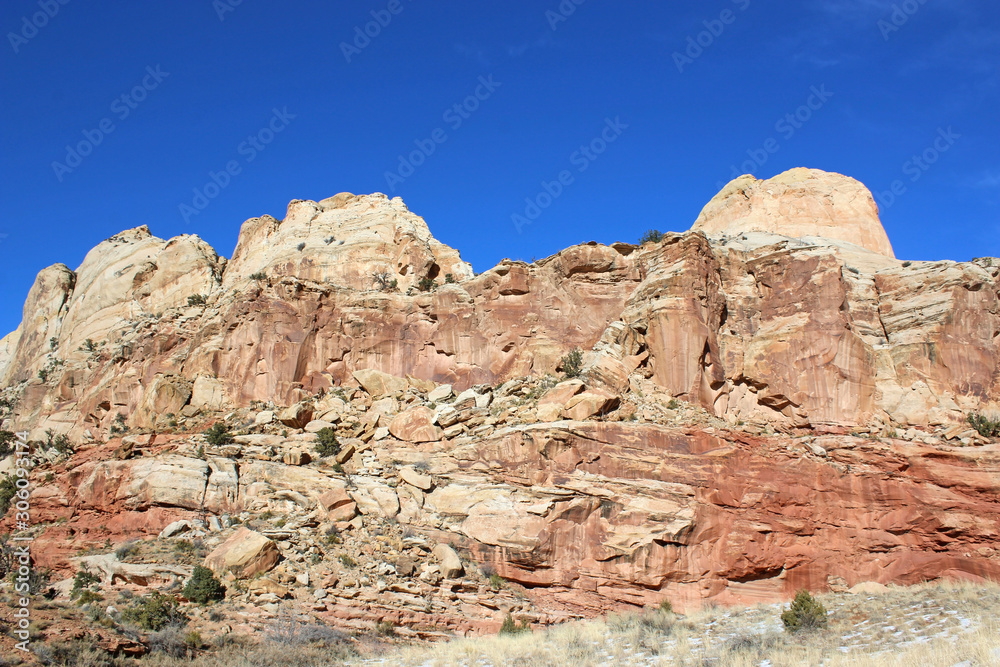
(693, 168), (895, 258)
(1, 168), (999, 634)
(1, 176), (997, 436)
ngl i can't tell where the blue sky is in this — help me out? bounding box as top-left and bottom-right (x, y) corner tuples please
(1, 0), (998, 336)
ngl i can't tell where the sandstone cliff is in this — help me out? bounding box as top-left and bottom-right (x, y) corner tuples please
(1, 170), (996, 438)
(1, 169), (999, 631)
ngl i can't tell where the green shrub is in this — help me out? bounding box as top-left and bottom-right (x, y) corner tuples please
(967, 412), (1000, 438)
(488, 573), (506, 591)
(499, 613), (531, 635)
(338, 554), (357, 569)
(638, 229), (665, 245)
(115, 541), (139, 560)
(121, 591), (188, 631)
(45, 429), (72, 455)
(781, 589), (828, 632)
(75, 589), (104, 606)
(70, 567), (101, 602)
(187, 294), (207, 307)
(445, 274), (456, 283)
(315, 427), (340, 458)
(560, 348), (584, 378)
(0, 475), (15, 516)
(204, 422), (234, 446)
(182, 565), (226, 604)
(659, 599), (673, 613)
(375, 620), (396, 636)
(417, 277), (437, 292)
(250, 272), (267, 282)
(0, 430), (16, 458)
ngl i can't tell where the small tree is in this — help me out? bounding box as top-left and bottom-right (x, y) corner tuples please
(0, 475), (16, 516)
(0, 430), (14, 458)
(967, 412), (1000, 438)
(315, 427), (340, 458)
(204, 422), (234, 446)
(70, 568), (101, 601)
(182, 565), (226, 604)
(638, 230), (665, 245)
(560, 348), (584, 378)
(781, 590), (828, 632)
(121, 591), (189, 631)
(417, 277), (437, 292)
(499, 613), (531, 635)
(372, 270), (396, 292)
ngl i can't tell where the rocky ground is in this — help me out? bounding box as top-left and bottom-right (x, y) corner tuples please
(1, 368), (999, 664)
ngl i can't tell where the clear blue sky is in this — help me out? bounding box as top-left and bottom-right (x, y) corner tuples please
(1, 1), (998, 336)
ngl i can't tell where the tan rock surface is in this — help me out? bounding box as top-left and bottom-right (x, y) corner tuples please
(204, 527), (280, 578)
(389, 406), (442, 443)
(693, 168), (895, 258)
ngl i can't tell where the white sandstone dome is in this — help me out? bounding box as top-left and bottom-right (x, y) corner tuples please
(692, 167), (895, 258)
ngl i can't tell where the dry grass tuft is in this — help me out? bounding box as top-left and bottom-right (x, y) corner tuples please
(363, 579), (1000, 666)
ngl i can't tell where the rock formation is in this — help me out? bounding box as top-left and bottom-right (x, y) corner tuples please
(1, 168), (999, 635)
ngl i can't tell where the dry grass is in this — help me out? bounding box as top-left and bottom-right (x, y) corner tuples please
(365, 579), (1000, 666)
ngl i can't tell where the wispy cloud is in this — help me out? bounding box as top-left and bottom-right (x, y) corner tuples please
(973, 171), (1000, 189)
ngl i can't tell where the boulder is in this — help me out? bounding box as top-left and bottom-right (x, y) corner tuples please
(353, 369), (408, 397)
(253, 410), (274, 426)
(389, 406), (442, 443)
(282, 450), (311, 466)
(304, 420), (335, 433)
(538, 379), (585, 407)
(204, 528), (280, 578)
(159, 520), (194, 539)
(536, 403), (564, 423)
(399, 466), (434, 491)
(562, 390), (620, 420)
(428, 384), (454, 403)
(432, 543), (464, 578)
(405, 375), (437, 393)
(278, 402), (313, 429)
